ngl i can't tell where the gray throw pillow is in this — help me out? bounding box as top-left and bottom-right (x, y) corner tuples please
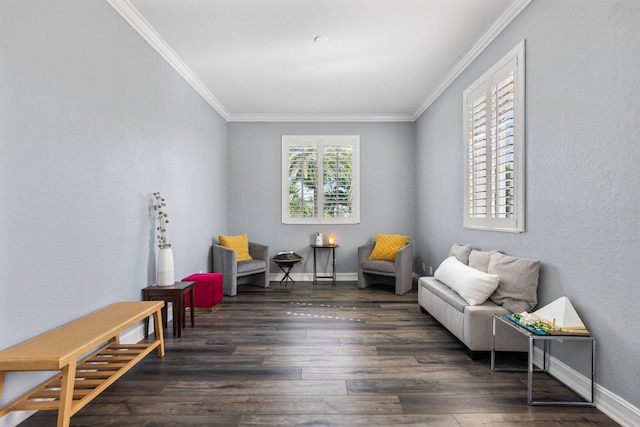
(468, 249), (500, 273)
(488, 252), (540, 313)
(448, 243), (472, 265)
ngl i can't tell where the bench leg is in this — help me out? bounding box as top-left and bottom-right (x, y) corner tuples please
(0, 371), (5, 402)
(153, 308), (165, 357)
(57, 361), (77, 427)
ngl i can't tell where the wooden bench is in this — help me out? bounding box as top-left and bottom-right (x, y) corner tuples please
(0, 301), (165, 427)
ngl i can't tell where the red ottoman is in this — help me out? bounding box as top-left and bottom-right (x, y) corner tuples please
(182, 273), (223, 311)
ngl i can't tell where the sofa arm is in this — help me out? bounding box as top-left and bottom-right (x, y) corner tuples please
(463, 304), (528, 352)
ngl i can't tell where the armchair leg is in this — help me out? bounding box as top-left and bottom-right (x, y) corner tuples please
(258, 271), (269, 288)
(395, 275), (413, 295)
(223, 276), (237, 297)
(358, 272), (372, 289)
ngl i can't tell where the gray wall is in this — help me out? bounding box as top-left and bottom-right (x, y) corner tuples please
(2, 0), (639, 420)
(415, 0), (640, 408)
(0, 0), (227, 408)
(227, 122), (416, 275)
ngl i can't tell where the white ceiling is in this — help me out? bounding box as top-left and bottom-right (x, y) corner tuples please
(108, 0), (530, 121)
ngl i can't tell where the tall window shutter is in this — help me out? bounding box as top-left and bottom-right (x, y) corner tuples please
(463, 41), (525, 232)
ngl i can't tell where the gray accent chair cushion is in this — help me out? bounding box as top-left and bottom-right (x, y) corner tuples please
(358, 241), (413, 295)
(212, 239), (269, 296)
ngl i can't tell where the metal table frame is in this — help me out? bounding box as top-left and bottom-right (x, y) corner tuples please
(491, 314), (595, 406)
(311, 244), (338, 285)
(274, 259), (301, 287)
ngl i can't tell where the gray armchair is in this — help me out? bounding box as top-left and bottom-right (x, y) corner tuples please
(212, 239), (269, 296)
(358, 241), (413, 295)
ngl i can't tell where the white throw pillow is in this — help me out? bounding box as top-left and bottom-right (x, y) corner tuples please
(434, 256), (500, 305)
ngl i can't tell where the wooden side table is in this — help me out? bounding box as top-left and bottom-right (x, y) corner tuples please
(142, 281), (195, 337)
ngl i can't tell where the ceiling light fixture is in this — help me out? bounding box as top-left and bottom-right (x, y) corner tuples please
(314, 35), (329, 44)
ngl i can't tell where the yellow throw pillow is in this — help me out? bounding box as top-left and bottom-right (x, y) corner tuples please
(368, 234), (410, 261)
(218, 233), (253, 261)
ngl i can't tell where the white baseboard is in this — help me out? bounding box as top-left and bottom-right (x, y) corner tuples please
(533, 347), (640, 427)
(0, 410), (35, 427)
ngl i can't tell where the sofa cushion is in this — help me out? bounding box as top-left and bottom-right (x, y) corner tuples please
(488, 252), (540, 313)
(434, 256), (500, 306)
(448, 243), (472, 265)
(468, 249), (500, 273)
(368, 234), (409, 261)
(219, 233), (252, 261)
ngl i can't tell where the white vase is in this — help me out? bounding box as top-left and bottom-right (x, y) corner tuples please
(157, 247), (175, 286)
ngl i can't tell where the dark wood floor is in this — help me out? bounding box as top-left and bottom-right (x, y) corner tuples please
(20, 281), (618, 426)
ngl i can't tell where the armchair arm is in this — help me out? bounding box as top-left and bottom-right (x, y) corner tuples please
(357, 242), (375, 289)
(212, 242), (238, 296)
(357, 242), (375, 266)
(395, 243), (413, 269)
(212, 244), (237, 275)
(248, 242), (269, 262)
(394, 243), (414, 295)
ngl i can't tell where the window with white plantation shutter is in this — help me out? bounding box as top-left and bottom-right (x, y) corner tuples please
(282, 135), (360, 224)
(463, 40), (525, 232)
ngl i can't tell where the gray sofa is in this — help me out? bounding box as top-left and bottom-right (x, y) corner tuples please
(418, 244), (540, 358)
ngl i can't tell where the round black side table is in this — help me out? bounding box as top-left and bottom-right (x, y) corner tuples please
(272, 252), (304, 286)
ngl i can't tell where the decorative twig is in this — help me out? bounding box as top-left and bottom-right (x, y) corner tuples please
(153, 192), (171, 249)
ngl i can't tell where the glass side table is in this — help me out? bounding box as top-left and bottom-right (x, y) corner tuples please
(491, 314), (595, 406)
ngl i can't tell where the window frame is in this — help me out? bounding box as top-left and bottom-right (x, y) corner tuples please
(282, 135), (360, 225)
(463, 40), (525, 233)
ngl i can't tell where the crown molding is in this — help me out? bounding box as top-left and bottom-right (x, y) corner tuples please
(227, 113), (415, 123)
(108, 0), (531, 124)
(412, 0), (532, 120)
(106, 0), (231, 120)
